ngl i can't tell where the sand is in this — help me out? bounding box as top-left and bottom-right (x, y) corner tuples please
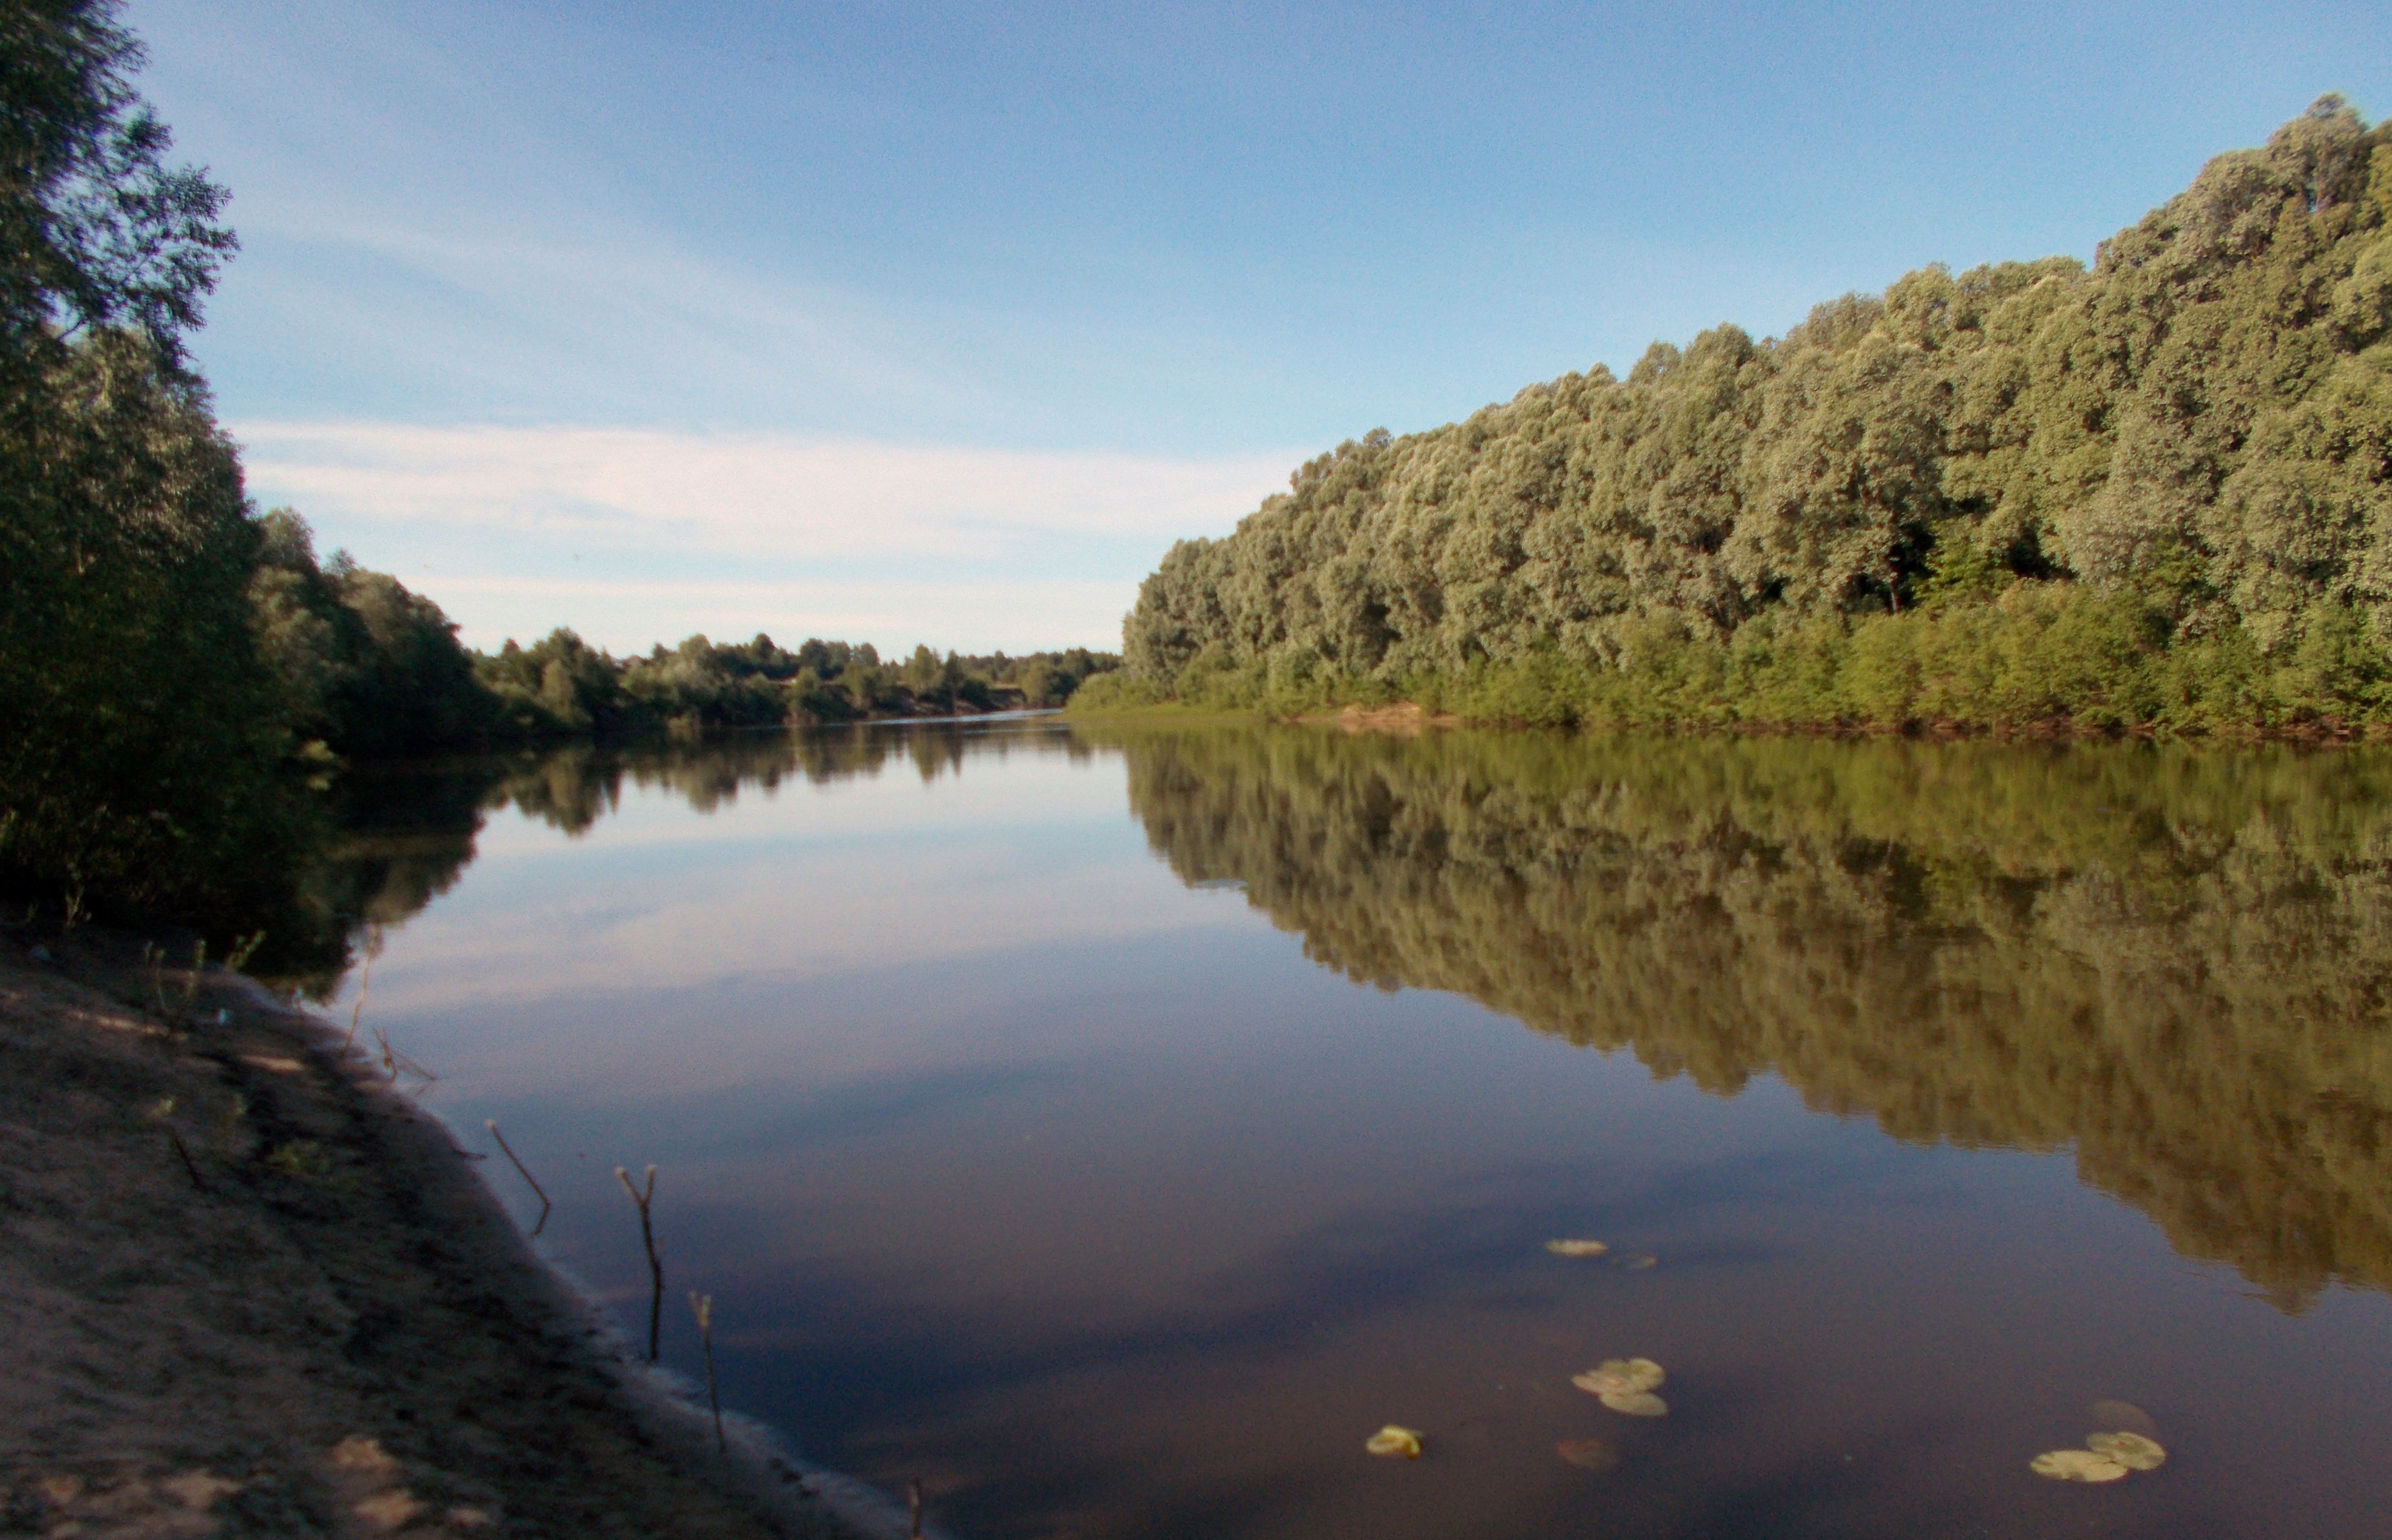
(0, 927), (872, 1540)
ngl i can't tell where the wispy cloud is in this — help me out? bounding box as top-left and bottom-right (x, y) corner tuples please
(233, 420), (1295, 651)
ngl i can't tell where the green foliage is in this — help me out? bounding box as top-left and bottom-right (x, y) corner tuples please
(474, 631), (1117, 735)
(0, 332), (313, 933)
(1117, 101), (2392, 733)
(0, 0), (235, 376)
(247, 508), (496, 754)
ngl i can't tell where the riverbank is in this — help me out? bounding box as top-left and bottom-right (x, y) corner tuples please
(1076, 694), (2392, 742)
(0, 926), (868, 1539)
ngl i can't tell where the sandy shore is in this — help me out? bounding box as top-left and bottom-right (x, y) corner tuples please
(0, 927), (881, 1540)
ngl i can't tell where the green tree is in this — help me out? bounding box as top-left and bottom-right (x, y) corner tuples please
(1106, 101), (2392, 735)
(0, 0), (235, 377)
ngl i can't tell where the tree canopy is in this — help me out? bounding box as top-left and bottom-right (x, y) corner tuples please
(1101, 100), (2392, 732)
(0, 0), (233, 376)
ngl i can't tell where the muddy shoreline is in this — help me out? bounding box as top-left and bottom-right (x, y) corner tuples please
(0, 926), (902, 1540)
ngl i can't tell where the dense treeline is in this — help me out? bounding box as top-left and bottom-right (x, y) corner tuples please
(1100, 723), (2392, 1306)
(1093, 99), (2392, 732)
(0, 2), (1109, 946)
(472, 621), (1111, 740)
(0, 1), (289, 933)
(252, 501), (1115, 749)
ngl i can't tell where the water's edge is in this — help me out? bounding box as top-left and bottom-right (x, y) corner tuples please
(226, 969), (953, 1540)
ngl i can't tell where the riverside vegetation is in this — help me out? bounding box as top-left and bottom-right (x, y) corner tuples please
(1082, 99), (2392, 732)
(0, 2), (1111, 953)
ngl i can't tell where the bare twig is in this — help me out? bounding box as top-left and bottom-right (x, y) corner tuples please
(145, 1097), (205, 1192)
(344, 927), (378, 1049)
(485, 1119), (551, 1236)
(909, 1478), (924, 1540)
(689, 1291), (724, 1454)
(143, 942), (167, 1015)
(178, 940), (207, 1015)
(614, 1163), (663, 1361)
(166, 1129), (206, 1193)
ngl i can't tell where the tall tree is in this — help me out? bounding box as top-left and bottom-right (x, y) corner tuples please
(0, 1), (287, 933)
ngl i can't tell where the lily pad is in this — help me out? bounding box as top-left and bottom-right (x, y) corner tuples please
(1365, 1425), (1423, 1459)
(1598, 1390), (1669, 1417)
(1555, 1438), (1620, 1472)
(1545, 1239), (1610, 1257)
(2030, 1449), (2128, 1483)
(2088, 1399), (2159, 1437)
(1571, 1358), (1666, 1397)
(2086, 1431), (2165, 1471)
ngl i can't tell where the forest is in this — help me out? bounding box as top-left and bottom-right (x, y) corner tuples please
(1099, 722), (2392, 1309)
(1087, 98), (2392, 730)
(0, 2), (1108, 946)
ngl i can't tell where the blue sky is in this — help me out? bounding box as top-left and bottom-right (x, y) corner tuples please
(129, 0), (2390, 652)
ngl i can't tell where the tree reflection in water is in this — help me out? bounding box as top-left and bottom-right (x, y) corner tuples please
(1099, 726), (2392, 1310)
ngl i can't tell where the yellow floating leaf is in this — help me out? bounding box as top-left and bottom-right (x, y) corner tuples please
(1545, 1239), (1610, 1257)
(1555, 1438), (1619, 1472)
(1571, 1357), (1666, 1397)
(2030, 1449), (2128, 1483)
(2088, 1399), (2158, 1437)
(1365, 1425), (1423, 1459)
(1597, 1390), (1668, 1417)
(2086, 1431), (2165, 1471)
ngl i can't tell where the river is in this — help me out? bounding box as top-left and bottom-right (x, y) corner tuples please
(303, 717), (2392, 1539)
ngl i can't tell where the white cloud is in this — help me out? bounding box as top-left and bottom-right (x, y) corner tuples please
(237, 421), (1293, 558)
(231, 420), (1297, 651)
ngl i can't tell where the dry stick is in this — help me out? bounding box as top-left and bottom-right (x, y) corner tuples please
(144, 942), (168, 1016)
(165, 1129), (206, 1193)
(180, 939), (207, 1015)
(485, 1119), (552, 1236)
(689, 1292), (724, 1454)
(343, 933), (375, 1049)
(614, 1163), (663, 1361)
(908, 1478), (924, 1540)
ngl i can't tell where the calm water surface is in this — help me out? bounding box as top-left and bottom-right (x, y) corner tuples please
(316, 720), (2392, 1539)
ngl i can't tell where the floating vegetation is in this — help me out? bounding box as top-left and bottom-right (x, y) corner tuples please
(1555, 1438), (1619, 1472)
(1365, 1425), (1423, 1459)
(2038, 1415), (2172, 1482)
(2030, 1449), (2129, 1483)
(1572, 1359), (1668, 1416)
(1573, 1359), (1664, 1396)
(2086, 1431), (2166, 1471)
(1545, 1239), (1609, 1257)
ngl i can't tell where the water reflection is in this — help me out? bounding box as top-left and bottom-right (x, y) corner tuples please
(324, 725), (2392, 1309)
(313, 721), (2392, 1539)
(1099, 727), (2392, 1309)
(295, 720), (1093, 994)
